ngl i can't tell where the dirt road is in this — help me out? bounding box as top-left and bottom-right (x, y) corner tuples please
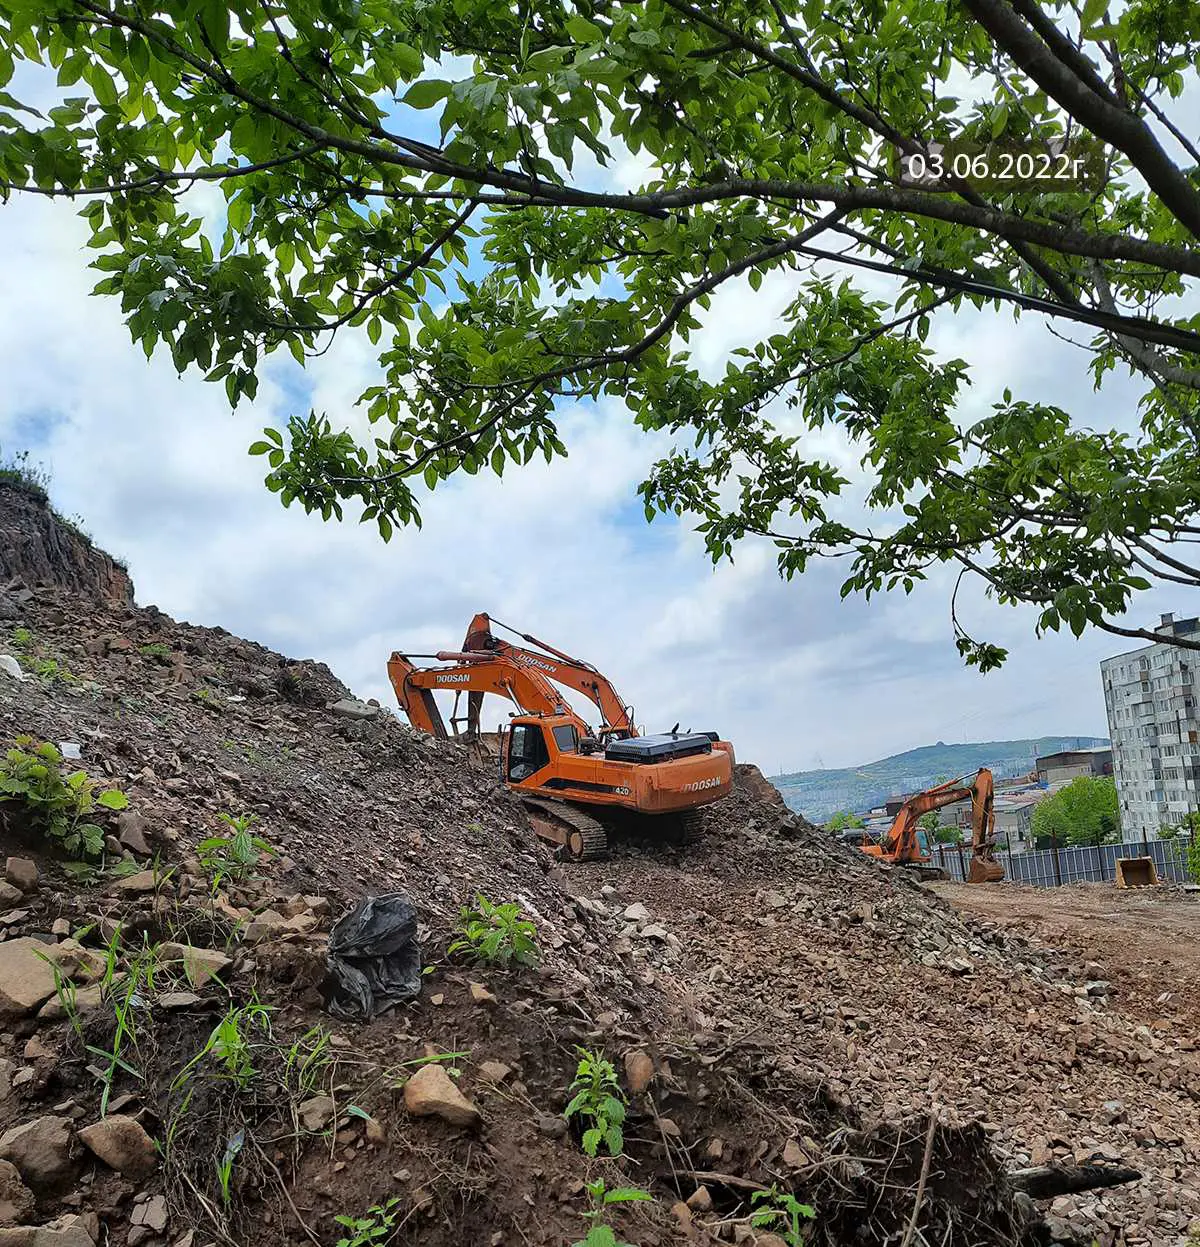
(937, 881), (1200, 1026)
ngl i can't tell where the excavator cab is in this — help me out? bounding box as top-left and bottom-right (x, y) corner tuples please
(505, 720), (551, 782)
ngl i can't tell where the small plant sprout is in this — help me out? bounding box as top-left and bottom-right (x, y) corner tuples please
(571, 1180), (653, 1247)
(448, 893), (539, 967)
(749, 1187), (816, 1247)
(215, 1129), (244, 1207)
(564, 1048), (627, 1158)
(333, 1196), (403, 1247)
(196, 811), (274, 891)
(0, 736), (129, 859)
(10, 626), (32, 650)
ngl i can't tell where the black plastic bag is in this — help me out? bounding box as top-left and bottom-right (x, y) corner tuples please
(320, 892), (422, 1020)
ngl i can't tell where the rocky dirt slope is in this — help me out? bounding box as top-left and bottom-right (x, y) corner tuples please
(0, 491), (1194, 1247)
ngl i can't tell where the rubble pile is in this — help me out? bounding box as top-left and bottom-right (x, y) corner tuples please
(0, 487), (1195, 1247)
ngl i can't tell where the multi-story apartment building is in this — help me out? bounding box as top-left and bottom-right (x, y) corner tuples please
(1101, 613), (1200, 839)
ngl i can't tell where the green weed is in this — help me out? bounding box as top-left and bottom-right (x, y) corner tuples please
(750, 1186), (816, 1246)
(9, 627), (32, 651)
(448, 893), (538, 967)
(334, 1197), (402, 1247)
(283, 1025), (334, 1097)
(196, 812), (274, 891)
(87, 928), (159, 1115)
(570, 1179), (653, 1247)
(175, 1000), (275, 1091)
(32, 657), (75, 684)
(0, 736), (129, 858)
(139, 643), (173, 660)
(564, 1048), (626, 1158)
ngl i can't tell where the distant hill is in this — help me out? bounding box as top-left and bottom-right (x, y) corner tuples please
(774, 736), (1110, 823)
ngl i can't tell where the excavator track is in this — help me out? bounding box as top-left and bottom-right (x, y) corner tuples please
(521, 798), (609, 861)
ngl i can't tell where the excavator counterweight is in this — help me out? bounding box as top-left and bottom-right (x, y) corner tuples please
(388, 614), (735, 859)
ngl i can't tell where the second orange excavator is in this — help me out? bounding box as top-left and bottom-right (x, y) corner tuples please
(387, 614), (735, 859)
(860, 768), (1005, 883)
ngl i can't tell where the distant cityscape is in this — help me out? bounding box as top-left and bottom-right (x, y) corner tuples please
(781, 611), (1200, 843)
(777, 736), (1110, 824)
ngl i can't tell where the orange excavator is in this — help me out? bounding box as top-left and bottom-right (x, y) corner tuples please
(387, 614), (735, 859)
(861, 768), (1004, 883)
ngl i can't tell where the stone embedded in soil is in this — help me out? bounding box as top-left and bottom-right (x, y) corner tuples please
(157, 944), (230, 987)
(0, 1214), (96, 1247)
(244, 910), (287, 942)
(0, 884), (22, 913)
(77, 1115), (157, 1179)
(624, 1049), (655, 1095)
(0, 1060), (14, 1103)
(115, 811), (151, 856)
(477, 1062), (512, 1084)
(329, 698), (379, 719)
(37, 984), (106, 1023)
(404, 1066), (481, 1128)
(3, 860), (36, 894)
(0, 939), (71, 1017)
(108, 871), (157, 896)
(623, 903), (650, 922)
(686, 1185), (713, 1212)
(0, 1159), (35, 1227)
(469, 982), (496, 1005)
(0, 1116), (75, 1192)
(131, 1195), (168, 1232)
(536, 1115), (567, 1139)
(299, 1096), (336, 1132)
(156, 991), (202, 1010)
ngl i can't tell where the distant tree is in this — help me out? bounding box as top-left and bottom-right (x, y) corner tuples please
(918, 811), (941, 835)
(933, 825), (964, 845)
(1031, 777), (1121, 848)
(827, 811), (865, 832)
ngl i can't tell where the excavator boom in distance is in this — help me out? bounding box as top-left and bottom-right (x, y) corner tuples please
(860, 768), (1004, 883)
(388, 614), (735, 860)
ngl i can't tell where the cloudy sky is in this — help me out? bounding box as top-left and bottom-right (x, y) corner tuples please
(1, 71), (1193, 776)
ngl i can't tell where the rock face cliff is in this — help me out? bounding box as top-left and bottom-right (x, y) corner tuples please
(0, 482), (134, 605)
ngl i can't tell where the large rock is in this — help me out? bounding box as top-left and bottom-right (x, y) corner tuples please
(3, 861), (36, 894)
(0, 939), (68, 1017)
(328, 698), (379, 720)
(0, 1213), (95, 1247)
(115, 812), (151, 856)
(0, 1160), (35, 1226)
(77, 1115), (157, 1179)
(0, 1117), (74, 1192)
(0, 884), (22, 913)
(403, 1065), (481, 1128)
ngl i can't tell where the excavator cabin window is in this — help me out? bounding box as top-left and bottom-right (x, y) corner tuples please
(508, 723), (550, 781)
(552, 724), (579, 753)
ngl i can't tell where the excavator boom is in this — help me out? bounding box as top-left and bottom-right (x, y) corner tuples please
(462, 613), (638, 739)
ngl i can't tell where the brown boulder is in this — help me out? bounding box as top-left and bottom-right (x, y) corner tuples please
(403, 1065), (481, 1127)
(0, 939), (68, 1018)
(0, 1116), (74, 1192)
(77, 1115), (157, 1179)
(0, 1160), (35, 1226)
(3, 861), (36, 894)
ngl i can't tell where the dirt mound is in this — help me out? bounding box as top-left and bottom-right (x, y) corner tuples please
(0, 484), (133, 607)
(0, 497), (1183, 1247)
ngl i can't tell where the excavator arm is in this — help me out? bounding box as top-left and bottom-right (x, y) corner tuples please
(462, 613), (638, 739)
(387, 651), (585, 740)
(872, 768), (1003, 883)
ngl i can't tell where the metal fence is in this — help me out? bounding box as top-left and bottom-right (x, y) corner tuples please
(933, 836), (1194, 887)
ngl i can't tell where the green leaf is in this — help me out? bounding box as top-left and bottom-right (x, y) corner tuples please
(403, 80), (450, 109)
(566, 15), (604, 43)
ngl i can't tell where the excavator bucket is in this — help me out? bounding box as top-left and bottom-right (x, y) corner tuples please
(966, 856), (1004, 884)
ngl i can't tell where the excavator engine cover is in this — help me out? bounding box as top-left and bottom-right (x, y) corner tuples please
(604, 732), (715, 763)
